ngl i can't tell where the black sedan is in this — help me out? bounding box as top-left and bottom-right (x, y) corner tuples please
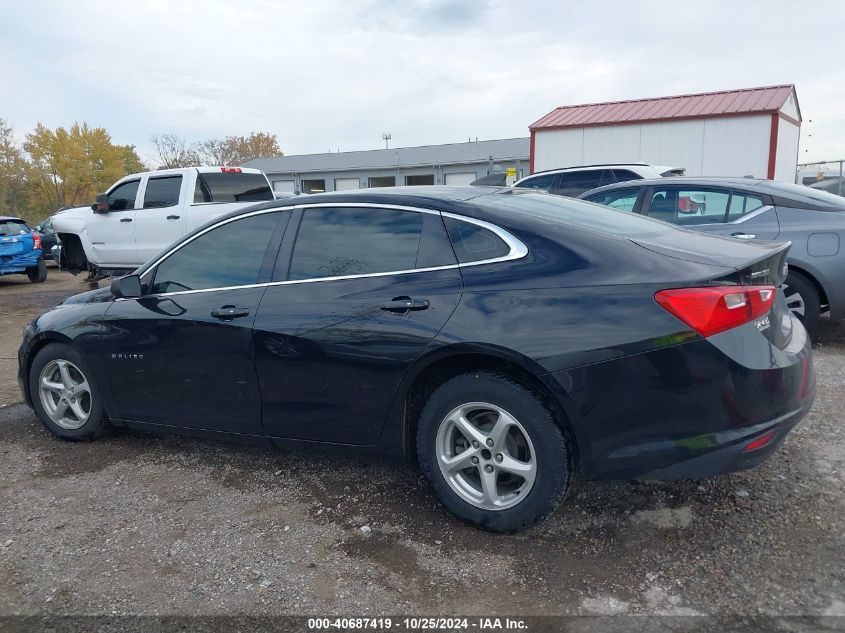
(18, 187), (815, 532)
(33, 217), (58, 260)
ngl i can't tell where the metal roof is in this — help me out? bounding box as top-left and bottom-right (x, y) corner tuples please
(530, 85), (798, 130)
(243, 138), (530, 174)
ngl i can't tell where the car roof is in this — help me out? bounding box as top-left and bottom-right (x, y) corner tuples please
(527, 163), (650, 176)
(0, 215), (25, 222)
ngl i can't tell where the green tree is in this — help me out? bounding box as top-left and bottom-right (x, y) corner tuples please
(24, 122), (145, 210)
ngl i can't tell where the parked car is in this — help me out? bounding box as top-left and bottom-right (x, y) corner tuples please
(0, 216), (47, 282)
(19, 187), (814, 532)
(51, 166), (274, 277)
(579, 177), (845, 332)
(33, 216), (58, 260)
(513, 163), (685, 196)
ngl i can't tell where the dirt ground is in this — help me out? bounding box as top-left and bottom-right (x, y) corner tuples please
(0, 270), (843, 617)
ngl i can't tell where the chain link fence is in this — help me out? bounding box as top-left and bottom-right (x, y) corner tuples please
(797, 159), (845, 196)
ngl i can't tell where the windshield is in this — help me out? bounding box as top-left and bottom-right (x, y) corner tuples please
(0, 219), (30, 236)
(484, 191), (675, 238)
(194, 172), (274, 203)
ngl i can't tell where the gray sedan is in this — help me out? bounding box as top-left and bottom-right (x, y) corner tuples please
(579, 177), (845, 331)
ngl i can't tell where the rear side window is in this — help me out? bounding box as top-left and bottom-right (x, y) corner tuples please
(289, 207), (424, 280)
(647, 188), (730, 225)
(143, 176), (182, 209)
(610, 169), (641, 183)
(584, 188), (640, 212)
(727, 193), (765, 222)
(151, 213), (279, 293)
(556, 170), (605, 195)
(194, 172), (274, 203)
(0, 219), (30, 235)
(444, 217), (510, 263)
(515, 174), (556, 191)
(107, 180), (140, 211)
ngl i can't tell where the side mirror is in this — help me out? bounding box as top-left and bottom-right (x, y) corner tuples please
(111, 274), (142, 299)
(34, 225), (41, 232)
(91, 193), (109, 213)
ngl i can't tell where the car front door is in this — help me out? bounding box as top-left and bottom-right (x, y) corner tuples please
(97, 209), (287, 434)
(253, 204), (463, 445)
(134, 174), (187, 263)
(643, 186), (780, 240)
(87, 179), (142, 266)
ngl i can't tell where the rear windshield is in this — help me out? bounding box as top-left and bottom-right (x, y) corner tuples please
(0, 219), (30, 236)
(764, 181), (845, 208)
(194, 172), (274, 204)
(486, 191), (673, 238)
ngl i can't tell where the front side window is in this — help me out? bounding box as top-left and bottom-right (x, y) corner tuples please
(647, 188), (730, 225)
(727, 193), (765, 222)
(143, 176), (182, 209)
(289, 207), (424, 280)
(107, 180), (140, 211)
(444, 217), (510, 263)
(151, 213), (280, 293)
(515, 174), (557, 191)
(585, 188), (640, 212)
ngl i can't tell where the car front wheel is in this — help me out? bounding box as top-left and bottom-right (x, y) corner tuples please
(29, 343), (109, 441)
(417, 371), (572, 532)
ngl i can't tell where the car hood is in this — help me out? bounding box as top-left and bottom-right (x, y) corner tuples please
(61, 286), (114, 305)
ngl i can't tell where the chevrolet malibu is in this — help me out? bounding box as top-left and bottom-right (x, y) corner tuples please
(18, 187), (815, 532)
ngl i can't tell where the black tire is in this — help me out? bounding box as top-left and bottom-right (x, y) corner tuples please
(417, 371), (572, 532)
(26, 258), (47, 283)
(28, 343), (109, 441)
(784, 271), (820, 334)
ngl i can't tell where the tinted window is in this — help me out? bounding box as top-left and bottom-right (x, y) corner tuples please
(444, 217), (510, 263)
(727, 193), (765, 222)
(0, 219), (30, 235)
(648, 188), (730, 225)
(585, 188), (640, 212)
(151, 213), (279, 293)
(107, 180), (140, 211)
(194, 172), (273, 203)
(515, 174), (556, 191)
(143, 176), (182, 209)
(289, 208), (424, 280)
(611, 169), (641, 183)
(556, 170), (604, 195)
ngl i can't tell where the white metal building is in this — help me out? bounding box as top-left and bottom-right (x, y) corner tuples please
(529, 85), (802, 182)
(243, 138), (529, 194)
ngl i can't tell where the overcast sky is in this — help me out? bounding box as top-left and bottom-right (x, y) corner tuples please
(2, 0), (843, 166)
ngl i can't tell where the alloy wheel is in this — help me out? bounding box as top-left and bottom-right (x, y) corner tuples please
(435, 402), (536, 511)
(783, 283), (806, 317)
(38, 359), (92, 430)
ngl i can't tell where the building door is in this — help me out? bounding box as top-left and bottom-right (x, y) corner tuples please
(444, 172), (476, 186)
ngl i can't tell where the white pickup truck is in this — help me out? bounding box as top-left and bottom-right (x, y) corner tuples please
(52, 166), (274, 276)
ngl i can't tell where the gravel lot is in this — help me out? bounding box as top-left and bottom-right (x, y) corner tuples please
(1, 271), (843, 617)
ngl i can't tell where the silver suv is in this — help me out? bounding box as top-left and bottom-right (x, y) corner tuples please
(514, 163), (685, 197)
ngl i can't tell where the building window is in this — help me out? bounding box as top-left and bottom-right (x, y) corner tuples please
(369, 176), (395, 188)
(406, 174), (434, 186)
(301, 179), (326, 194)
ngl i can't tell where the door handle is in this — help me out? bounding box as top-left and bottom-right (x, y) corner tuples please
(379, 297), (430, 313)
(210, 306), (251, 321)
(731, 232), (756, 239)
(166, 215), (180, 220)
(120, 218), (132, 223)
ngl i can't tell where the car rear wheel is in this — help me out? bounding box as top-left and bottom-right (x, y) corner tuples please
(29, 343), (109, 441)
(417, 371), (572, 532)
(27, 258), (47, 283)
(783, 271), (820, 333)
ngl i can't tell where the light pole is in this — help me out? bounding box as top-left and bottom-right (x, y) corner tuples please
(382, 132), (391, 149)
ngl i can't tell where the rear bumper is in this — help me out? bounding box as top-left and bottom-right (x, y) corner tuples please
(544, 316), (815, 480)
(0, 249), (41, 274)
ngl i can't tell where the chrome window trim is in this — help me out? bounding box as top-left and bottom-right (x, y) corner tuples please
(133, 202), (528, 300)
(727, 204), (773, 224)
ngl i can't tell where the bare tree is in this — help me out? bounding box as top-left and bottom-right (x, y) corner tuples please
(150, 133), (199, 169)
(195, 132), (281, 166)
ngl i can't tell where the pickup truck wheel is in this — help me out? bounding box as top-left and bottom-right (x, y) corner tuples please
(29, 343), (109, 441)
(57, 234), (88, 273)
(26, 258), (47, 283)
(783, 271), (820, 334)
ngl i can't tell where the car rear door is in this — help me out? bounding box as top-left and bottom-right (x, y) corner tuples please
(98, 209), (288, 434)
(252, 204), (463, 445)
(642, 185), (780, 240)
(134, 173), (187, 263)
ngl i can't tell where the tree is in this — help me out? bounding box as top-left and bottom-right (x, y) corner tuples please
(195, 132), (281, 166)
(0, 119), (27, 213)
(150, 133), (200, 169)
(24, 122), (145, 210)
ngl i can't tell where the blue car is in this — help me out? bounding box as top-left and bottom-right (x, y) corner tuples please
(0, 216), (47, 283)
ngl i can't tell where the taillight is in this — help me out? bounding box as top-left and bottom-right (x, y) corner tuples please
(655, 286), (776, 337)
(32, 232), (41, 251)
